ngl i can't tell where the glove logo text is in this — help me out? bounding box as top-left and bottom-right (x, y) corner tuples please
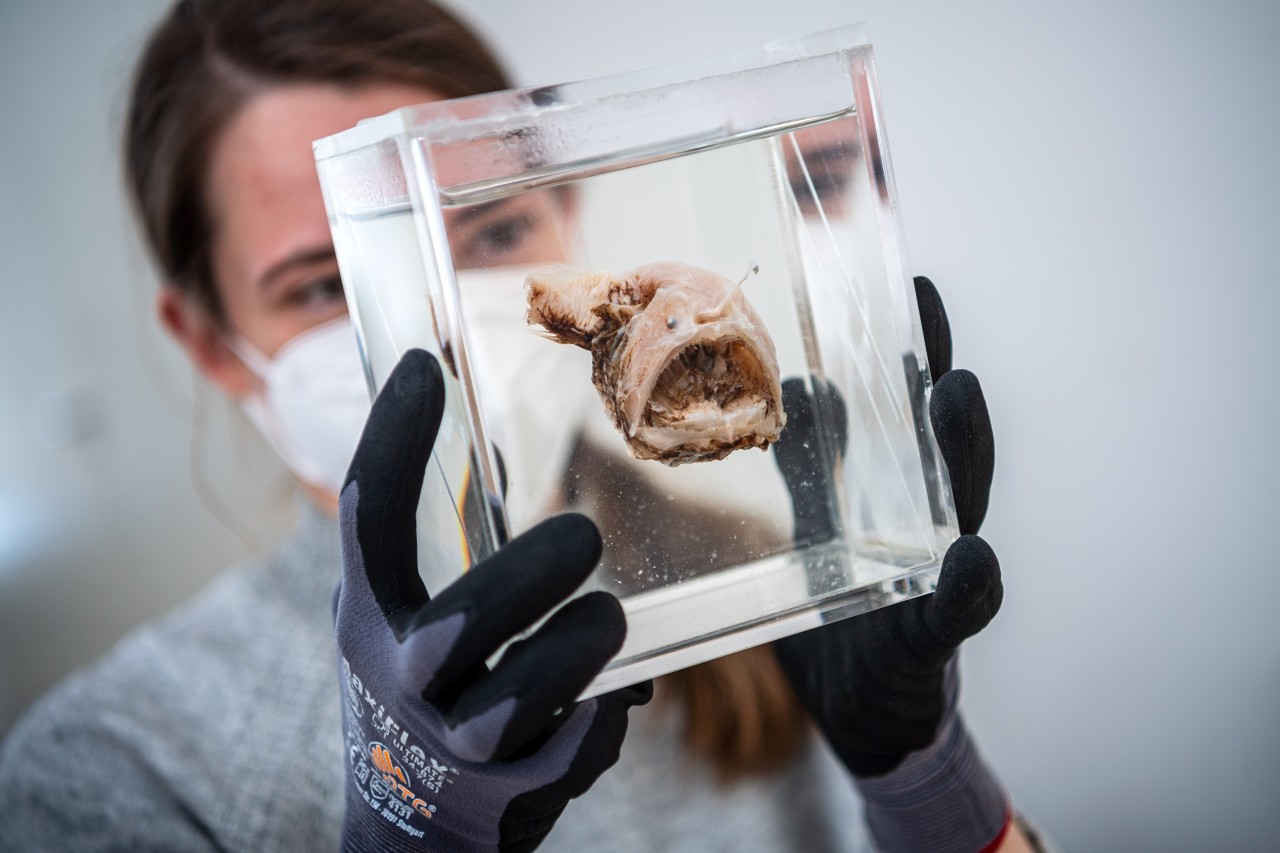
(348, 736), (436, 840)
(369, 742), (435, 818)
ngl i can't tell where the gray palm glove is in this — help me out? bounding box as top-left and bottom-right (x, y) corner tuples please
(336, 349), (652, 853)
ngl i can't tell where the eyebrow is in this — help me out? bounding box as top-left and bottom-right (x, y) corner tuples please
(256, 246), (338, 293)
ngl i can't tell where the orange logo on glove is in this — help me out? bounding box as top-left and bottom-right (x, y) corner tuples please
(369, 742), (434, 819)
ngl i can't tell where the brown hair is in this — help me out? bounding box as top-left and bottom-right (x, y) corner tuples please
(124, 0), (510, 324)
(126, 0), (809, 781)
(661, 647), (809, 781)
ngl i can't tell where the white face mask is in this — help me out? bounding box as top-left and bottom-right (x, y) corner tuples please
(456, 265), (593, 528)
(232, 317), (371, 496)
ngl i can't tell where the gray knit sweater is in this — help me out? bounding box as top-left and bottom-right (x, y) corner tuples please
(0, 503), (870, 851)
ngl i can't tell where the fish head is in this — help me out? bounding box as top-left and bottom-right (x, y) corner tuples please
(616, 276), (785, 464)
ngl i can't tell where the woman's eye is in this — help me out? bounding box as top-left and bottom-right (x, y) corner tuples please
(287, 275), (345, 308)
(468, 215), (533, 260)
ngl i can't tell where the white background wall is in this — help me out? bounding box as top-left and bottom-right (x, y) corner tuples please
(2, 1), (1278, 849)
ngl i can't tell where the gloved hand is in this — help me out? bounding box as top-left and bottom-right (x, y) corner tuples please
(335, 349), (652, 853)
(772, 277), (1009, 852)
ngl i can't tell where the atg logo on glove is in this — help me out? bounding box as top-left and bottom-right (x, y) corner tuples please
(348, 738), (435, 839)
(369, 743), (435, 820)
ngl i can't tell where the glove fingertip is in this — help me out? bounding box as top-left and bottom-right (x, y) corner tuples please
(780, 376), (810, 408)
(384, 348), (444, 419)
(345, 348), (444, 491)
(931, 370), (991, 446)
(536, 590), (627, 669)
(620, 679), (655, 707)
(555, 680), (653, 796)
(930, 369), (994, 535)
(775, 377), (848, 471)
(573, 590), (626, 644)
(929, 534), (1002, 645)
(396, 350), (446, 446)
(914, 275), (952, 378)
(541, 512), (605, 576)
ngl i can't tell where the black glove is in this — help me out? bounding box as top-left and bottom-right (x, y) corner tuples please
(336, 349), (652, 853)
(772, 277), (1009, 852)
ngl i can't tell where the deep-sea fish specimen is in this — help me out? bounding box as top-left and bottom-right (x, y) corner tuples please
(525, 261), (786, 465)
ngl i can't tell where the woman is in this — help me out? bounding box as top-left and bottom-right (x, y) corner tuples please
(0, 1), (1041, 850)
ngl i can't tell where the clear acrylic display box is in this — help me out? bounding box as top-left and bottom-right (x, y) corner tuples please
(315, 24), (958, 698)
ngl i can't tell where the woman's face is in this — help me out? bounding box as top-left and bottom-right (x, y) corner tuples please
(161, 82), (570, 400)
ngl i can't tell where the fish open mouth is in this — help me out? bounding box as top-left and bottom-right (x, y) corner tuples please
(625, 332), (785, 464)
(525, 261), (786, 465)
(645, 338), (771, 427)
